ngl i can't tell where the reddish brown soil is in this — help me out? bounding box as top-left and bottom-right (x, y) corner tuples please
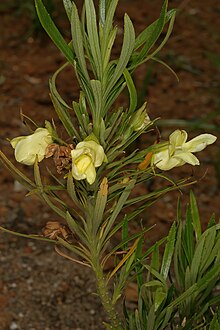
(0, 0), (220, 329)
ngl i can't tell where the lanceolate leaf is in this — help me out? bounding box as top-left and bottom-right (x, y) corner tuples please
(50, 90), (79, 139)
(66, 211), (88, 243)
(132, 0), (168, 64)
(33, 161), (66, 219)
(71, 2), (90, 81)
(85, 0), (102, 78)
(190, 190), (202, 239)
(50, 62), (72, 109)
(99, 179), (136, 246)
(0, 226), (56, 243)
(101, 0), (119, 58)
(99, 0), (106, 26)
(63, 0), (72, 21)
(35, 0), (75, 64)
(143, 12), (176, 63)
(93, 177), (108, 233)
(104, 14), (135, 101)
(123, 68), (137, 113)
(183, 205), (194, 265)
(134, 7), (174, 50)
(160, 222), (176, 280)
(90, 79), (103, 121)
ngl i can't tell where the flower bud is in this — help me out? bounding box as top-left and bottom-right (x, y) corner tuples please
(130, 102), (151, 131)
(10, 128), (53, 165)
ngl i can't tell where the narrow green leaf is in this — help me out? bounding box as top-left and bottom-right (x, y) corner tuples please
(72, 101), (88, 138)
(91, 79), (103, 120)
(200, 234), (220, 275)
(209, 312), (220, 330)
(0, 226), (56, 243)
(160, 222), (176, 280)
(99, 0), (106, 26)
(50, 91), (79, 138)
(135, 236), (144, 290)
(159, 307), (173, 329)
(207, 213), (216, 228)
(154, 288), (167, 312)
(183, 205), (194, 265)
(71, 2), (90, 81)
(67, 172), (83, 208)
(196, 263), (220, 292)
(122, 215), (129, 250)
(133, 0), (168, 62)
(151, 243), (160, 272)
(100, 179), (136, 246)
(63, 0), (72, 21)
(174, 221), (186, 287)
(123, 68), (137, 113)
(134, 8), (175, 50)
(50, 62), (72, 109)
(93, 177), (108, 233)
(137, 11), (176, 68)
(100, 0), (118, 72)
(35, 0), (75, 64)
(57, 237), (91, 262)
(143, 280), (165, 290)
(33, 160), (66, 219)
(199, 227), (217, 274)
(102, 27), (117, 72)
(190, 191), (202, 239)
(146, 305), (156, 330)
(184, 265), (192, 290)
(190, 238), (205, 283)
(79, 92), (90, 126)
(85, 0), (102, 78)
(135, 309), (142, 330)
(151, 56), (179, 82)
(66, 211), (88, 243)
(102, 226), (154, 267)
(143, 264), (167, 287)
(104, 14), (135, 100)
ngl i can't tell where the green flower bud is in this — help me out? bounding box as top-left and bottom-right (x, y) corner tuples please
(130, 102), (151, 131)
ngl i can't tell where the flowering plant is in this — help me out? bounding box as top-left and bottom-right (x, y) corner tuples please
(0, 0), (218, 329)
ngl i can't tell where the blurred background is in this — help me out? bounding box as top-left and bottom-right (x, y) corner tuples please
(0, 0), (220, 329)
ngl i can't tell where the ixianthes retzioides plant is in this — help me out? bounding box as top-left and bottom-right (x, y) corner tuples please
(0, 1), (217, 329)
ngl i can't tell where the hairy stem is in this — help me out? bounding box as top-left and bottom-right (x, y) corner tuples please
(94, 263), (124, 330)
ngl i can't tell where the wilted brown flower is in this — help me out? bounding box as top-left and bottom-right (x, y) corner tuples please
(45, 143), (74, 174)
(42, 221), (70, 240)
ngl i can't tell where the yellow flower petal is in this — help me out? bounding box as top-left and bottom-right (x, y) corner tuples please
(184, 134), (217, 153)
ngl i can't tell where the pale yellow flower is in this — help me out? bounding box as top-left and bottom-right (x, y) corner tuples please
(71, 140), (105, 185)
(10, 128), (53, 165)
(153, 129), (217, 171)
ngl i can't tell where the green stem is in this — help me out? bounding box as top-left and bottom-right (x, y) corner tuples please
(86, 209), (123, 329)
(94, 263), (124, 330)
